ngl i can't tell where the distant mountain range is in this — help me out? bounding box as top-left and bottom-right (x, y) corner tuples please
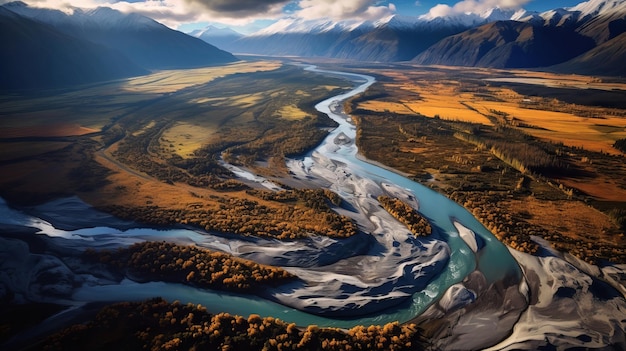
(194, 0), (626, 76)
(0, 1), (237, 90)
(1, 0), (626, 91)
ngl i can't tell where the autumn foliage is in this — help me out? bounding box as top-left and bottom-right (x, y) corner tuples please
(101, 188), (356, 240)
(43, 298), (427, 351)
(377, 196), (432, 236)
(83, 241), (294, 292)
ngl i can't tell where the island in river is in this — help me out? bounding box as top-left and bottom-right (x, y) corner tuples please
(0, 59), (625, 350)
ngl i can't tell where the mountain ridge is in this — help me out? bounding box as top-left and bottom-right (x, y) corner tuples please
(188, 0), (626, 75)
(412, 20), (596, 68)
(4, 0), (626, 78)
(4, 1), (238, 70)
(0, 6), (148, 90)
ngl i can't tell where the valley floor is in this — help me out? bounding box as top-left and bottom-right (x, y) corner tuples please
(1, 59), (625, 350)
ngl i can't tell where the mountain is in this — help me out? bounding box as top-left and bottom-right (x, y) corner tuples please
(215, 17), (372, 58)
(190, 25), (244, 51)
(552, 32), (626, 76)
(4, 2), (237, 69)
(410, 0), (626, 73)
(218, 8), (544, 61)
(4, 0), (626, 76)
(328, 20), (470, 61)
(569, 0), (626, 18)
(0, 7), (147, 90)
(575, 2), (626, 43)
(412, 21), (595, 68)
(220, 15), (475, 61)
(418, 7), (526, 27)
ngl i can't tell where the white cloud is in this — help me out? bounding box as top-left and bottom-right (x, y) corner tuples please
(296, 0), (395, 21)
(7, 0), (398, 29)
(424, 0), (531, 18)
(9, 0), (288, 27)
(426, 3), (453, 17)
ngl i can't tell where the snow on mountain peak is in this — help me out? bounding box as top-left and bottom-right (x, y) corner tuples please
(568, 0), (626, 17)
(417, 6), (524, 27)
(82, 7), (159, 29)
(2, 1), (160, 29)
(191, 25), (243, 38)
(376, 14), (419, 29)
(480, 7), (517, 21)
(250, 17), (372, 36)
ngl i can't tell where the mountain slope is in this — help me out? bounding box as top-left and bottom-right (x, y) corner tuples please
(224, 16), (472, 61)
(413, 21), (595, 68)
(576, 4), (626, 43)
(329, 23), (469, 62)
(0, 7), (147, 90)
(552, 31), (626, 76)
(5, 2), (238, 69)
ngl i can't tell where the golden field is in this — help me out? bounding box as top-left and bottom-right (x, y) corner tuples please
(356, 66), (626, 155)
(346, 62), (626, 262)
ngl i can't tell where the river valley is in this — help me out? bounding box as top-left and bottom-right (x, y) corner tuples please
(1, 66), (625, 350)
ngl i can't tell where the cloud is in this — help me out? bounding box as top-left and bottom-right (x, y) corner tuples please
(9, 0), (397, 30)
(11, 0), (289, 27)
(424, 0), (531, 18)
(183, 0), (289, 17)
(295, 0), (395, 20)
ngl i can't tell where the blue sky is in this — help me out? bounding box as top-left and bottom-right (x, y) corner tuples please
(12, 0), (588, 34)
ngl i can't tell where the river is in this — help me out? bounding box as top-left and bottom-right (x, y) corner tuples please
(0, 66), (521, 329)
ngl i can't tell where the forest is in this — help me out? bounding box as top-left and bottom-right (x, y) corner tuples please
(377, 196), (432, 237)
(41, 298), (428, 351)
(83, 241), (295, 292)
(100, 188), (356, 240)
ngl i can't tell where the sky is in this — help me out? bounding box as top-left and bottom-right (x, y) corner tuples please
(7, 0), (589, 34)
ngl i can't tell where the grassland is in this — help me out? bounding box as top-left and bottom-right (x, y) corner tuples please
(346, 63), (626, 263)
(358, 66), (626, 156)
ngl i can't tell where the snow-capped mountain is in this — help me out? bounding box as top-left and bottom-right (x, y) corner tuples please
(524, 0), (626, 27)
(189, 25), (244, 51)
(211, 13), (477, 60)
(569, 0), (626, 17)
(210, 5), (556, 61)
(4, 1), (158, 29)
(418, 7), (524, 27)
(2, 1), (237, 70)
(251, 17), (376, 36)
(190, 25), (243, 38)
(412, 0), (626, 75)
(5, 0), (626, 77)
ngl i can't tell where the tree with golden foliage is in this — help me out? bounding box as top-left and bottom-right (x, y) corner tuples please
(377, 196), (432, 236)
(83, 241), (294, 293)
(43, 298), (428, 351)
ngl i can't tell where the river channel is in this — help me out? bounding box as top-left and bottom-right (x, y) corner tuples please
(0, 66), (521, 329)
